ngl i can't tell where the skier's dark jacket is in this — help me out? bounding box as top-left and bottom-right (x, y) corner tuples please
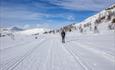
(61, 30), (65, 37)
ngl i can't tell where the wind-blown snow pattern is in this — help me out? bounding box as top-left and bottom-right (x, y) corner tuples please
(0, 5), (115, 70)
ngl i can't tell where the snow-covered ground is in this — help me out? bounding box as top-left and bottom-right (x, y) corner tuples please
(0, 28), (115, 70)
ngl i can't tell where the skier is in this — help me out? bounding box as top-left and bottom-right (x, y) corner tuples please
(94, 25), (99, 33)
(61, 29), (66, 43)
(35, 36), (37, 39)
(79, 24), (83, 33)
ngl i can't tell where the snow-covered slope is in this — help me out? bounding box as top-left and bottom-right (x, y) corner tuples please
(10, 27), (24, 31)
(0, 27), (50, 38)
(18, 28), (50, 35)
(75, 4), (115, 31)
(0, 28), (114, 70)
(0, 28), (13, 37)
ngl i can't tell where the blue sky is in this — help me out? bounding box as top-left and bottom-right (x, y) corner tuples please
(0, 0), (115, 28)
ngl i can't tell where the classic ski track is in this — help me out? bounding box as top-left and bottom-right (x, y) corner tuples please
(0, 37), (44, 51)
(65, 41), (115, 70)
(0, 40), (34, 51)
(79, 41), (115, 55)
(40, 39), (53, 70)
(86, 42), (114, 57)
(72, 41), (115, 63)
(1, 38), (48, 70)
(62, 43), (91, 70)
(0, 37), (44, 66)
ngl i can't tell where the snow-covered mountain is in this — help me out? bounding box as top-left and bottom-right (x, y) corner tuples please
(0, 26), (24, 33)
(0, 27), (50, 37)
(10, 27), (24, 31)
(75, 4), (115, 31)
(0, 28), (11, 37)
(0, 26), (24, 37)
(18, 28), (50, 35)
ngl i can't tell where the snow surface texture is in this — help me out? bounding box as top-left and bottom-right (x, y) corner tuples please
(0, 26), (115, 70)
(0, 5), (115, 70)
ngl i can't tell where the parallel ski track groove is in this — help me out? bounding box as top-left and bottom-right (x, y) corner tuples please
(0, 37), (44, 67)
(0, 37), (43, 51)
(1, 38), (48, 70)
(63, 43), (92, 70)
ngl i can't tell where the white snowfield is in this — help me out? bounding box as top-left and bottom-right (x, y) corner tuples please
(18, 28), (50, 35)
(0, 28), (115, 70)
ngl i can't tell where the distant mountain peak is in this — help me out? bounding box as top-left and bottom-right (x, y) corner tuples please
(11, 26), (24, 31)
